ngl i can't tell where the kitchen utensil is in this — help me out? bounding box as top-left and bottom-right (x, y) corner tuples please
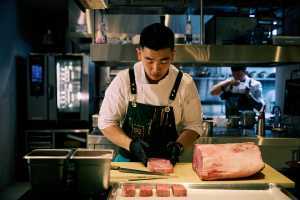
(128, 176), (170, 181)
(111, 165), (169, 176)
(70, 148), (114, 194)
(227, 115), (240, 128)
(202, 120), (214, 136)
(257, 111), (265, 136)
(240, 110), (256, 128)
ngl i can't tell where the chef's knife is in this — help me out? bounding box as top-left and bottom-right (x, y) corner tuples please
(128, 176), (169, 181)
(111, 165), (169, 176)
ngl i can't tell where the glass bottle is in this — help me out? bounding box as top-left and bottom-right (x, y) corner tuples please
(185, 15), (193, 44)
(90, 114), (101, 135)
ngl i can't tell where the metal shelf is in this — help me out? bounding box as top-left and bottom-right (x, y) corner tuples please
(193, 77), (226, 80)
(91, 44), (300, 65)
(192, 77), (275, 81)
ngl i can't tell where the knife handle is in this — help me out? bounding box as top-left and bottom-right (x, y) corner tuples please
(111, 166), (120, 170)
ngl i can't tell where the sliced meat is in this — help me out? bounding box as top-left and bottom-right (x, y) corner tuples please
(147, 158), (174, 174)
(192, 142), (265, 180)
(156, 184), (170, 197)
(121, 183), (135, 197)
(171, 184), (187, 197)
(139, 184), (153, 197)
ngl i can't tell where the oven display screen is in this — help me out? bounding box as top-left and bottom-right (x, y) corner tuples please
(32, 64), (43, 83)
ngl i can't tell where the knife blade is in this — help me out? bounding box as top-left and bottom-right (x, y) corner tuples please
(111, 165), (169, 176)
(128, 176), (169, 181)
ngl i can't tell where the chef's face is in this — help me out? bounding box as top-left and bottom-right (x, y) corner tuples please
(232, 70), (246, 81)
(136, 47), (175, 83)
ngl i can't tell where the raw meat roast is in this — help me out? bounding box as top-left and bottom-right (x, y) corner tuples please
(147, 158), (174, 173)
(192, 142), (264, 180)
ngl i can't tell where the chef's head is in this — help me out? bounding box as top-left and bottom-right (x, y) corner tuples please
(231, 66), (247, 81)
(136, 23), (175, 83)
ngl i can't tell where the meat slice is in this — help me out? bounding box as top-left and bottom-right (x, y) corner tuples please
(147, 158), (174, 174)
(171, 184), (187, 197)
(192, 142), (264, 180)
(139, 184), (153, 197)
(121, 184), (135, 197)
(156, 184), (170, 197)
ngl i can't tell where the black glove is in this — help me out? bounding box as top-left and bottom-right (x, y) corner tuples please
(129, 138), (149, 166)
(166, 141), (184, 166)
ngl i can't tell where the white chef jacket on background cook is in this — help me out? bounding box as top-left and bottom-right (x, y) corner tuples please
(99, 61), (203, 136)
(223, 75), (265, 105)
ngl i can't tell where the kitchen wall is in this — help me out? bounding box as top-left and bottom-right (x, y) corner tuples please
(0, 0), (30, 189)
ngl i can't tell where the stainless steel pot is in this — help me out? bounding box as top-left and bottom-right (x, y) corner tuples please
(202, 120), (214, 136)
(227, 115), (240, 128)
(240, 110), (256, 128)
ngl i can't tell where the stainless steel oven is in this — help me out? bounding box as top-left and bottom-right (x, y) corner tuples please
(27, 53), (89, 127)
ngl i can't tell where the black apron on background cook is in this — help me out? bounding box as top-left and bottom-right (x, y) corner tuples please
(118, 68), (183, 161)
(220, 79), (263, 118)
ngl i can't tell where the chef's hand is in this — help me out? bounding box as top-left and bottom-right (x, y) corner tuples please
(166, 141), (184, 166)
(230, 79), (240, 86)
(129, 138), (149, 166)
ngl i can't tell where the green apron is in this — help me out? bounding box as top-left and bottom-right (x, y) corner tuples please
(220, 79), (263, 118)
(118, 68), (183, 161)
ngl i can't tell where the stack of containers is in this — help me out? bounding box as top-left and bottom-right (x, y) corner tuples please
(24, 148), (114, 195)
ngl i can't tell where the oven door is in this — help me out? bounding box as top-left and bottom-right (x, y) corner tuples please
(284, 79), (300, 115)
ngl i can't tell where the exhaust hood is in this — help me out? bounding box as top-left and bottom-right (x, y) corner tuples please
(90, 44), (300, 65)
(77, 0), (108, 9)
(76, 0), (185, 10)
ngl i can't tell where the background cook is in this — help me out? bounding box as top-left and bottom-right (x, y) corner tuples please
(210, 66), (265, 119)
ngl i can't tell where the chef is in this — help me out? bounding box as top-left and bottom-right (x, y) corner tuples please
(210, 66), (265, 118)
(98, 23), (203, 166)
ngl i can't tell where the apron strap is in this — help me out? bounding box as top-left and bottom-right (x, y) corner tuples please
(169, 71), (183, 101)
(129, 68), (137, 95)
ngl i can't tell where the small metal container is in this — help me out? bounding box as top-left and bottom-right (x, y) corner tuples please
(24, 149), (72, 193)
(240, 110), (256, 129)
(202, 120), (214, 136)
(227, 115), (240, 128)
(70, 148), (114, 194)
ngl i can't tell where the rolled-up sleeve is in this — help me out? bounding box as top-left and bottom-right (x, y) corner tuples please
(250, 80), (265, 105)
(180, 78), (204, 136)
(98, 72), (128, 129)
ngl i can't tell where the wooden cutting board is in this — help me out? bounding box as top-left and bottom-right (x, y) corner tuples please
(110, 162), (294, 188)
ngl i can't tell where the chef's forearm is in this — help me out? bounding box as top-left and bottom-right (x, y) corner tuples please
(176, 129), (199, 149)
(101, 125), (132, 151)
(210, 79), (232, 96)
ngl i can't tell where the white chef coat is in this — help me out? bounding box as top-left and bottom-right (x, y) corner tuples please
(224, 75), (265, 105)
(98, 61), (203, 136)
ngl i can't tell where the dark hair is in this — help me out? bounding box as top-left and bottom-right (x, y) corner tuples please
(140, 23), (175, 51)
(231, 66), (247, 72)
